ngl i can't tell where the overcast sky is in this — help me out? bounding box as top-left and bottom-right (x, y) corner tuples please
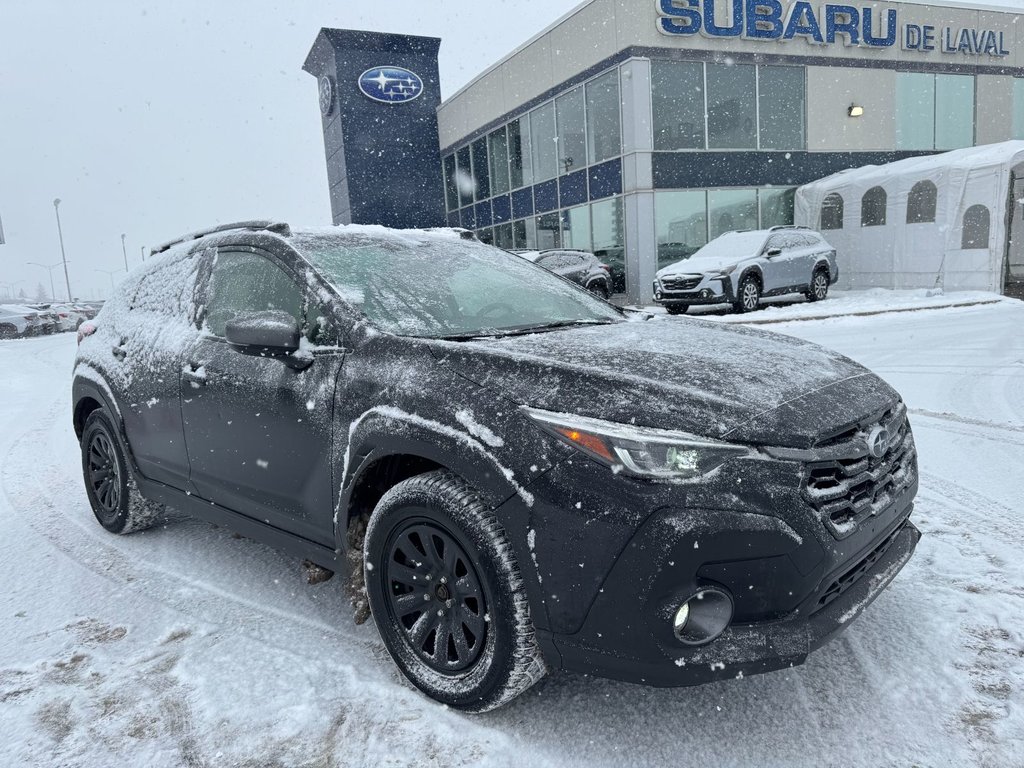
(0, 0), (1018, 299)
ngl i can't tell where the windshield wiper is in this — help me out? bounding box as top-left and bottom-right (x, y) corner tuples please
(433, 319), (618, 342)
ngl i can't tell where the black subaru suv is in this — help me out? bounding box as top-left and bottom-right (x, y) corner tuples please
(72, 221), (919, 712)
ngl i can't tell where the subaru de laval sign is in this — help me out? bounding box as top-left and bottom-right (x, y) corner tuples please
(656, 0), (1010, 57)
(358, 67), (424, 104)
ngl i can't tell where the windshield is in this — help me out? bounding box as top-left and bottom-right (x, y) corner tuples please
(292, 228), (623, 338)
(690, 231), (769, 261)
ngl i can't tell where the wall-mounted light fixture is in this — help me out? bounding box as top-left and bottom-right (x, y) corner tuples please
(848, 104), (865, 117)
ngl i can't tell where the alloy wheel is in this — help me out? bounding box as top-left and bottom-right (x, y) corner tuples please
(813, 273), (828, 300)
(87, 430), (122, 516)
(742, 282), (760, 311)
(385, 520), (487, 673)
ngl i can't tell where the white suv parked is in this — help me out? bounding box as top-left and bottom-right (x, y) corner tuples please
(653, 226), (839, 315)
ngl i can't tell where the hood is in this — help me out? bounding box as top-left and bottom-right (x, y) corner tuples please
(657, 253), (741, 277)
(428, 319), (898, 449)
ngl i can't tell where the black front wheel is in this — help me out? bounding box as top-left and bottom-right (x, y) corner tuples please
(364, 471), (546, 712)
(665, 304), (689, 316)
(81, 410), (161, 534)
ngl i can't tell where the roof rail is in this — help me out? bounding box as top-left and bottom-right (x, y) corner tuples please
(768, 224), (811, 231)
(151, 220), (291, 255)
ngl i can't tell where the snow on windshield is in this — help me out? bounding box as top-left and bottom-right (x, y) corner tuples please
(290, 227), (621, 338)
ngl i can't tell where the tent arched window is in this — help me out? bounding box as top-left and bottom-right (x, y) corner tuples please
(820, 193), (844, 230)
(961, 205), (990, 249)
(906, 180), (938, 224)
(861, 186), (887, 227)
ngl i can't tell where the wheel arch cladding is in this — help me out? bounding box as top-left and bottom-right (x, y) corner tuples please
(338, 408), (537, 540)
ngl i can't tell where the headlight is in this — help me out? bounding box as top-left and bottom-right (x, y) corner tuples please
(523, 408), (755, 481)
(706, 265), (737, 279)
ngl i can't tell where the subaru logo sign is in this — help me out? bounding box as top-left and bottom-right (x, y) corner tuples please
(358, 66), (424, 104)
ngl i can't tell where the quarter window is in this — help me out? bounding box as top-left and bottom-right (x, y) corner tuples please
(907, 180), (938, 224)
(861, 187), (888, 227)
(204, 251), (304, 338)
(961, 205), (990, 249)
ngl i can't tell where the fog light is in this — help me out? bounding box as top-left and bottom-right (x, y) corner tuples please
(701, 289), (711, 298)
(672, 588), (733, 646)
(655, 290), (663, 299)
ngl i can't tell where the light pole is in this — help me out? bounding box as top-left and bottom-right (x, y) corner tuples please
(94, 268), (123, 293)
(53, 199), (73, 301)
(120, 233), (129, 272)
(27, 261), (64, 302)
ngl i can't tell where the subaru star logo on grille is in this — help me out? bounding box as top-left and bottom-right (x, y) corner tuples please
(358, 67), (424, 104)
(867, 425), (891, 458)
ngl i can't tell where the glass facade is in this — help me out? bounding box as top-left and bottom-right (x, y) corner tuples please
(652, 62), (805, 151)
(443, 52), (989, 303)
(896, 73), (975, 150)
(655, 188), (796, 269)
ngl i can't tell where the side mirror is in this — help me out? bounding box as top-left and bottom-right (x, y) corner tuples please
(766, 247), (783, 257)
(225, 310), (302, 356)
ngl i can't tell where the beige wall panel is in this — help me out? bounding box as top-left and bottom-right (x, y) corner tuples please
(807, 66), (897, 151)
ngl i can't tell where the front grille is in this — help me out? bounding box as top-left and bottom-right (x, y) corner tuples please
(817, 521), (906, 610)
(802, 404), (917, 539)
(661, 275), (701, 291)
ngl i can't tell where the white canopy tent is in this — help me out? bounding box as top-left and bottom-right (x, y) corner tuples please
(794, 142), (1024, 293)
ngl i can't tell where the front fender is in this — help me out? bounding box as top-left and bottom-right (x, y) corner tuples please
(336, 406), (541, 532)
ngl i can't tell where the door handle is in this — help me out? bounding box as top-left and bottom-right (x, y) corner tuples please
(183, 364), (208, 387)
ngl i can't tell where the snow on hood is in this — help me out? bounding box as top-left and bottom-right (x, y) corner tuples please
(657, 253), (742, 276)
(429, 319), (896, 448)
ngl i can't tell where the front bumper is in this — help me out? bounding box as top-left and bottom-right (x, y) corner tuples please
(545, 512), (918, 687)
(653, 274), (735, 306)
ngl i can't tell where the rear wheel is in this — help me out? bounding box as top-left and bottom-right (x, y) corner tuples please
(0, 323), (17, 339)
(364, 470), (546, 712)
(588, 282), (610, 300)
(734, 275), (761, 313)
(665, 304), (689, 315)
(806, 268), (830, 302)
(81, 410), (161, 534)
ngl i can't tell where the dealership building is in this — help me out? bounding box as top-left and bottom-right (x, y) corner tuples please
(304, 0), (1024, 304)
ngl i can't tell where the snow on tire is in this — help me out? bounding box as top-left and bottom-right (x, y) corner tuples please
(363, 470), (547, 712)
(81, 409), (161, 535)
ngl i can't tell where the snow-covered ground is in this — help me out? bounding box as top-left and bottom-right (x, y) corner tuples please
(1, 299), (1022, 767)
(634, 287), (1008, 325)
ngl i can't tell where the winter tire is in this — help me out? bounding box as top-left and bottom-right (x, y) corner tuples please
(81, 409), (161, 534)
(807, 268), (830, 302)
(363, 470), (547, 712)
(588, 282), (610, 300)
(734, 275), (761, 314)
(665, 304), (689, 315)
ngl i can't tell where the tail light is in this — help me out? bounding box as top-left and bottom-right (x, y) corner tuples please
(77, 322), (97, 345)
(58, 312), (69, 319)
(599, 264), (612, 273)
(23, 315), (34, 321)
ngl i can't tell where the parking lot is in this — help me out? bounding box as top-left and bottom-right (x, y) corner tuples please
(0, 299), (1021, 767)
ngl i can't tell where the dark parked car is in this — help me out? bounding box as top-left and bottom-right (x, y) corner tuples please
(514, 249), (613, 298)
(72, 220), (919, 712)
